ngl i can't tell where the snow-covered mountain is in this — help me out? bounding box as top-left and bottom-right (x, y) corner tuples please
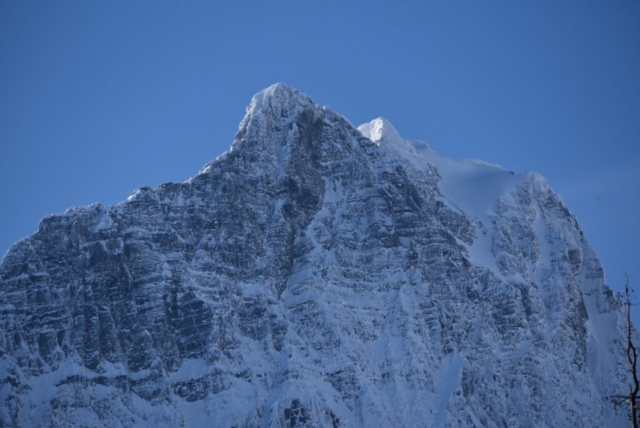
(0, 83), (629, 427)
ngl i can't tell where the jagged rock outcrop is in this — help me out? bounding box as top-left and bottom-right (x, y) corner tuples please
(0, 84), (629, 427)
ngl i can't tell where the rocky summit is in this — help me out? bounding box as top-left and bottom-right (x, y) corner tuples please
(0, 84), (630, 427)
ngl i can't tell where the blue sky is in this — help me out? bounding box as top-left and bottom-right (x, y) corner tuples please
(1, 1), (638, 294)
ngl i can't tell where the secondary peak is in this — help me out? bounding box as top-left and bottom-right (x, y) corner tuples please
(358, 117), (404, 146)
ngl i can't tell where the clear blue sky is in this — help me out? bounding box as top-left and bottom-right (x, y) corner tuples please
(1, 1), (638, 294)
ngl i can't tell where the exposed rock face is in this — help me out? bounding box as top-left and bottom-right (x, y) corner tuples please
(0, 84), (629, 427)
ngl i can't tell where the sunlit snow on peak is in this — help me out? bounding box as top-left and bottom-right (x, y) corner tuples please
(358, 117), (404, 147)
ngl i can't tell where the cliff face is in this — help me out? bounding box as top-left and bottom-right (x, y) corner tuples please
(0, 84), (628, 427)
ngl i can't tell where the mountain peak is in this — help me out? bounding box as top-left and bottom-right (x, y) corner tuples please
(245, 83), (314, 119)
(233, 84), (317, 147)
(257, 82), (301, 99)
(358, 117), (404, 147)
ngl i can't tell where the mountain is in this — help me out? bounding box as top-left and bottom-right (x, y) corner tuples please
(0, 83), (629, 427)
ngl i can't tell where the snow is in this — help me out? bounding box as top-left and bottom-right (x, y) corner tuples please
(358, 117), (404, 147)
(359, 118), (524, 276)
(433, 352), (465, 428)
(247, 83), (308, 113)
(90, 211), (114, 232)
